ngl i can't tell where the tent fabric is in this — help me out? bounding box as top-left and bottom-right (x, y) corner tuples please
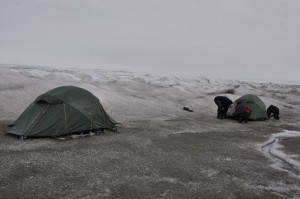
(227, 94), (268, 120)
(8, 86), (119, 138)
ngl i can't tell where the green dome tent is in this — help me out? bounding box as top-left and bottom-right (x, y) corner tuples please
(227, 94), (268, 120)
(8, 86), (119, 138)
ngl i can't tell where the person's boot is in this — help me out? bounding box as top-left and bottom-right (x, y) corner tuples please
(217, 113), (222, 119)
(219, 113), (225, 119)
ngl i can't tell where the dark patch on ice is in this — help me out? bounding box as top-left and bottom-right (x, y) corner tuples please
(207, 88), (235, 95)
(223, 89), (235, 94)
(283, 104), (293, 109)
(128, 94), (146, 100)
(183, 107), (193, 112)
(169, 83), (180, 87)
(0, 85), (25, 92)
(281, 137), (300, 155)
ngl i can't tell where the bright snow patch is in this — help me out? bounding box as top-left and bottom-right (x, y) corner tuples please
(259, 130), (300, 179)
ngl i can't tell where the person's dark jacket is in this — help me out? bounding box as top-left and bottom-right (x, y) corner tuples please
(267, 105), (280, 120)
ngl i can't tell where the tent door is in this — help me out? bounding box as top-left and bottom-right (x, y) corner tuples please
(23, 104), (49, 138)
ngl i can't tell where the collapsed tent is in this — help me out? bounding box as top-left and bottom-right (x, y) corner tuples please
(8, 86), (119, 138)
(227, 94), (268, 120)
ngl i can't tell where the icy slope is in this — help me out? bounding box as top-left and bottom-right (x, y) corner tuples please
(0, 65), (299, 123)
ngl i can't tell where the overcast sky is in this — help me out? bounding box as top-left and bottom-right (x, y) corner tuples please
(0, 0), (299, 81)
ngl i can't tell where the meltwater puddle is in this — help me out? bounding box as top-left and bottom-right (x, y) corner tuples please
(259, 130), (300, 178)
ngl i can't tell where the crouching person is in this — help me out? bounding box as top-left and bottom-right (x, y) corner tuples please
(267, 105), (280, 120)
(233, 102), (252, 123)
(214, 96), (233, 119)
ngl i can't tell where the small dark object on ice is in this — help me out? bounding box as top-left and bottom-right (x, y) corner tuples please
(183, 107), (194, 112)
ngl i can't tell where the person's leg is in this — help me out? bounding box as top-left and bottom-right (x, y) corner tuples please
(222, 106), (229, 117)
(215, 100), (222, 118)
(267, 107), (273, 118)
(245, 112), (251, 123)
(219, 110), (225, 118)
(267, 110), (271, 118)
(238, 117), (243, 123)
(274, 108), (280, 120)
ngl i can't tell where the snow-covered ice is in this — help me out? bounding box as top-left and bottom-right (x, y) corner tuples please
(1, 64), (300, 198)
(1, 64), (299, 123)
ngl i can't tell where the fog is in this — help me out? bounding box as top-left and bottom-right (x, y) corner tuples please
(0, 0), (300, 81)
